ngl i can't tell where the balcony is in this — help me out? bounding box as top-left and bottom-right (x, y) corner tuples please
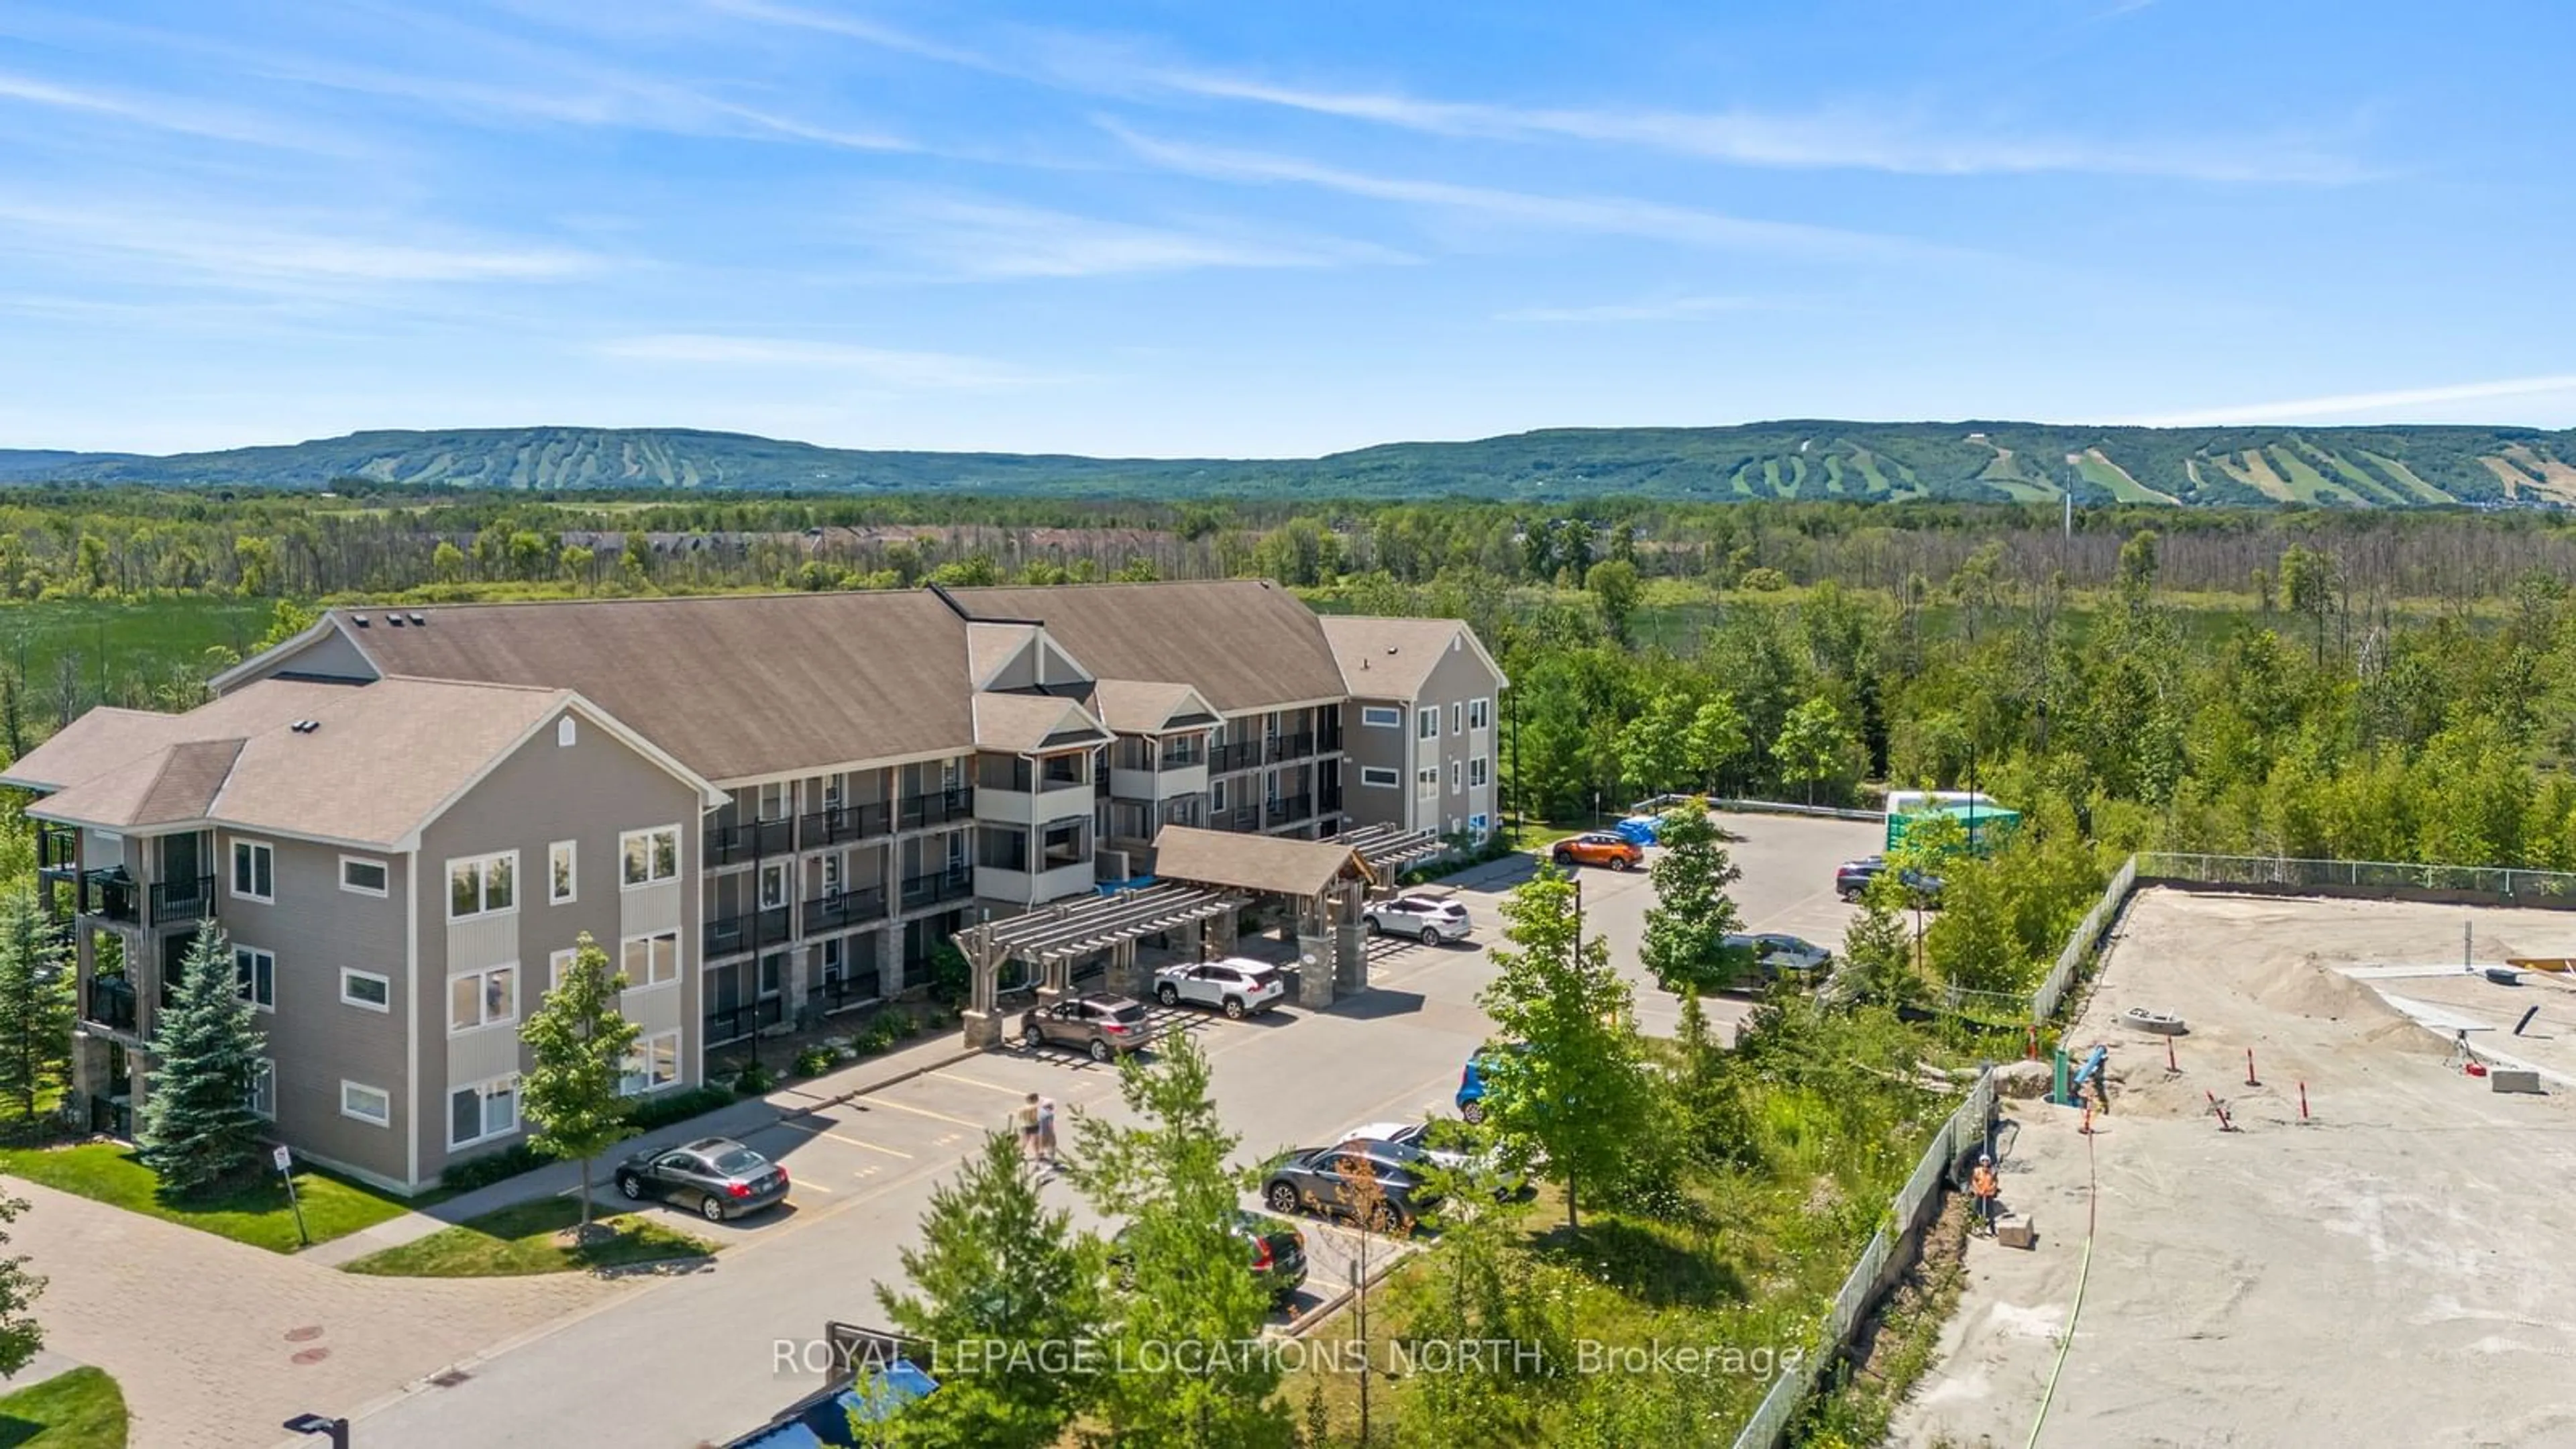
(1266, 793), (1313, 827)
(899, 869), (975, 911)
(36, 826), (76, 879)
(898, 790), (975, 831)
(150, 875), (217, 928)
(1160, 741), (1205, 769)
(974, 860), (1096, 907)
(705, 996), (786, 1046)
(706, 818), (798, 867)
(78, 871), (139, 924)
(804, 886), (889, 934)
(800, 801), (892, 848)
(1210, 741), (1258, 775)
(1270, 731), (1316, 761)
(704, 904), (794, 959)
(84, 975), (138, 1034)
(973, 782), (1091, 828)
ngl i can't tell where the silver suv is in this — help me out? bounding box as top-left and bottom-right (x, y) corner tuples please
(1362, 894), (1474, 945)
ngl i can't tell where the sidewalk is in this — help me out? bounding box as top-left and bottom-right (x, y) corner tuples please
(301, 1030), (984, 1267)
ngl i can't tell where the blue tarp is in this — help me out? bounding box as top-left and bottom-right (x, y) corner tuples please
(1613, 816), (1663, 845)
(730, 1362), (939, 1448)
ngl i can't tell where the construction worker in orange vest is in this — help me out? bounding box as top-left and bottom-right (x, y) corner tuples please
(1970, 1152), (2000, 1233)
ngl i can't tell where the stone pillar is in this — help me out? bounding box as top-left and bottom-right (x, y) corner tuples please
(962, 936), (1003, 1049)
(1335, 883), (1368, 993)
(1107, 938), (1146, 999)
(1036, 953), (1070, 1005)
(1294, 898), (1336, 1009)
(1209, 909), (1238, 961)
(1178, 918), (1204, 963)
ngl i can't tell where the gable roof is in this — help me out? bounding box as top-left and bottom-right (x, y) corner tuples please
(1, 679), (364, 792)
(25, 677), (718, 849)
(947, 582), (1348, 714)
(971, 693), (1113, 754)
(1149, 824), (1371, 898)
(1086, 680), (1218, 735)
(307, 592), (980, 782)
(1319, 615), (1508, 700)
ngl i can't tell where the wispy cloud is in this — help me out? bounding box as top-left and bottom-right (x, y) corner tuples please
(696, 0), (1002, 72)
(0, 197), (600, 288)
(1497, 294), (1762, 323)
(1108, 125), (1937, 260)
(2130, 374), (2576, 427)
(593, 333), (1036, 389)
(860, 196), (1411, 278)
(0, 69), (354, 152)
(1132, 68), (2368, 184)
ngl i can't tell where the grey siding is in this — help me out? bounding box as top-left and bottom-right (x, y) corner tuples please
(215, 833), (413, 1189)
(219, 622), (380, 691)
(413, 706), (705, 1185)
(1340, 698), (1413, 831)
(1418, 639), (1503, 839)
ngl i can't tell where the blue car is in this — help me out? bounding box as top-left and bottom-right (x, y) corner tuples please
(1455, 1044), (1529, 1124)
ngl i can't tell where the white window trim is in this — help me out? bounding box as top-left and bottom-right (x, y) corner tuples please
(620, 930), (682, 990)
(1450, 759), (1463, 794)
(549, 947), (578, 992)
(1416, 707), (1438, 741)
(557, 716), (578, 748)
(447, 1073), (521, 1150)
(1452, 702), (1463, 733)
(447, 963), (519, 1036)
(339, 967), (392, 1014)
(620, 824), (682, 890)
(234, 945), (276, 1014)
(249, 1057), (275, 1120)
(447, 851), (519, 922)
(621, 1030), (683, 1097)
(1470, 697), (1493, 731)
(341, 1079), (392, 1128)
(229, 837), (275, 904)
(549, 840), (577, 904)
(1416, 765), (1440, 800)
(1360, 706), (1402, 729)
(1211, 777), (1228, 812)
(1359, 766), (1400, 789)
(1470, 757), (1490, 788)
(338, 854), (389, 899)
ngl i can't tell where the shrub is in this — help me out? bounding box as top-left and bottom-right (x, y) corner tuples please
(794, 1045), (837, 1077)
(733, 1063), (775, 1096)
(928, 941), (971, 1007)
(1739, 566), (1790, 592)
(629, 1085), (731, 1133)
(894, 1012), (922, 1039)
(439, 1142), (545, 1193)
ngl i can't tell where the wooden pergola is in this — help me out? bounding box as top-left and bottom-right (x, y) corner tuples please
(1338, 824), (1448, 881)
(953, 883), (1246, 1049)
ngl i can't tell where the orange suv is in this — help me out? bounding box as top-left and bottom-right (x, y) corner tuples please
(1550, 832), (1644, 871)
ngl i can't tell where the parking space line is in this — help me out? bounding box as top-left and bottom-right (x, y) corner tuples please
(855, 1094), (987, 1129)
(935, 1071), (1036, 1097)
(821, 1130), (912, 1159)
(796, 1178), (835, 1193)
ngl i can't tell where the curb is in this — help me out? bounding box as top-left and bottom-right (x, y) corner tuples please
(1279, 1240), (1418, 1340)
(772, 1043), (987, 1116)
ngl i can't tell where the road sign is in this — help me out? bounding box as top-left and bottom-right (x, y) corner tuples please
(274, 1145), (292, 1171)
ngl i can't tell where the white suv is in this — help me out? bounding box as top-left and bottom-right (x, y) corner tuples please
(1363, 894), (1474, 945)
(1151, 957), (1288, 1018)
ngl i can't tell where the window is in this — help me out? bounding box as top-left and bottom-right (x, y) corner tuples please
(341, 1080), (391, 1127)
(757, 782), (789, 821)
(557, 716), (577, 748)
(945, 830), (969, 873)
(1470, 813), (1491, 835)
(1417, 707), (1438, 740)
(620, 826), (680, 888)
(339, 968), (390, 1012)
(1470, 756), (1490, 788)
(234, 946), (275, 1011)
(548, 948), (577, 991)
(448, 852), (516, 920)
(448, 964), (517, 1033)
(1452, 702), (1463, 734)
(549, 841), (576, 904)
(339, 855), (388, 898)
(1211, 777), (1228, 812)
(621, 1031), (681, 1096)
(248, 1058), (274, 1120)
(1360, 706), (1402, 729)
(1417, 766), (1439, 800)
(821, 854), (841, 896)
(759, 863), (788, 910)
(1450, 759), (1462, 794)
(1042, 820), (1083, 869)
(1469, 698), (1492, 731)
(449, 1075), (519, 1148)
(229, 839), (274, 902)
(1360, 766), (1400, 789)
(621, 930), (680, 988)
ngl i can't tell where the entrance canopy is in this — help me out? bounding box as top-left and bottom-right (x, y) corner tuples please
(951, 882), (1246, 1046)
(1336, 824), (1446, 881)
(1150, 824), (1375, 899)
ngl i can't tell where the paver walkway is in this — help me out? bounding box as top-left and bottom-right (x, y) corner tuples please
(5, 1177), (626, 1449)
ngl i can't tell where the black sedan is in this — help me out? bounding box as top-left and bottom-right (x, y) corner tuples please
(1111, 1210), (1309, 1307)
(1261, 1139), (1440, 1231)
(614, 1136), (790, 1222)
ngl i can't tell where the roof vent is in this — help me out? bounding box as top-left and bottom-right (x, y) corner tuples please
(352, 614), (370, 627)
(386, 614), (405, 627)
(289, 719), (320, 734)
(409, 613), (427, 625)
(1385, 645), (1399, 655)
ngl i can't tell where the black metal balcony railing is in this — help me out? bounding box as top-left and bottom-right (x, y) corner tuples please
(37, 826), (76, 876)
(1210, 741), (1258, 774)
(704, 996), (786, 1046)
(85, 975), (138, 1034)
(704, 904), (795, 959)
(898, 790), (975, 831)
(704, 821), (755, 867)
(1227, 805), (1258, 832)
(900, 868), (975, 910)
(808, 970), (881, 1016)
(1271, 731), (1316, 761)
(89, 1093), (131, 1140)
(1159, 745), (1203, 769)
(804, 885), (889, 934)
(150, 875), (217, 928)
(799, 801), (892, 848)
(79, 872), (139, 924)
(1267, 793), (1313, 826)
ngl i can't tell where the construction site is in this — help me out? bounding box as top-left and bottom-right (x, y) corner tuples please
(1895, 888), (2576, 1447)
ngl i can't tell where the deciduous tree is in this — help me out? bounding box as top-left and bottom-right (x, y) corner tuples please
(519, 932), (639, 1234)
(1638, 806), (1744, 994)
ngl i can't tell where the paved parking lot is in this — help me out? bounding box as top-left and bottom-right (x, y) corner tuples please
(350, 811), (1882, 1448)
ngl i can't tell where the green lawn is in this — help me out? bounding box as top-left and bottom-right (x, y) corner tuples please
(0, 1142), (411, 1253)
(0, 596), (277, 698)
(0, 1366), (129, 1448)
(339, 1197), (714, 1277)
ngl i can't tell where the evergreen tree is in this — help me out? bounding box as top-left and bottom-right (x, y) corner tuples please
(1637, 805), (1744, 994)
(1841, 875), (1922, 1010)
(0, 1192), (43, 1377)
(0, 890), (72, 1128)
(1476, 867), (1650, 1232)
(519, 931), (639, 1234)
(1061, 1033), (1289, 1448)
(137, 922), (266, 1197)
(875, 1132), (1103, 1449)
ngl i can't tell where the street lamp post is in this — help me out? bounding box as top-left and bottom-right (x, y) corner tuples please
(284, 1413), (350, 1448)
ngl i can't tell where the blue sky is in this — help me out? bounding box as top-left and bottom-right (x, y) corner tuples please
(3, 0), (2571, 456)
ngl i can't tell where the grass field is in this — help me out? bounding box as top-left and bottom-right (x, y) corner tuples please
(0, 597), (274, 701)
(339, 1197), (713, 1277)
(0, 1366), (128, 1447)
(0, 1142), (413, 1253)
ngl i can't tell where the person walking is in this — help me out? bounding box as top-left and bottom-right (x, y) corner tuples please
(1970, 1152), (2000, 1233)
(1014, 1093), (1042, 1165)
(1038, 1095), (1059, 1167)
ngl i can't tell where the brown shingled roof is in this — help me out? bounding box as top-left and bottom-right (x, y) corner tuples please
(1149, 824), (1368, 898)
(1087, 680), (1216, 734)
(1319, 615), (1479, 699)
(327, 592), (979, 781)
(34, 738), (245, 830)
(2, 679), (363, 792)
(972, 694), (1111, 754)
(948, 582), (1346, 715)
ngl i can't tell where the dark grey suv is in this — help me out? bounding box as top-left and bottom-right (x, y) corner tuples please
(614, 1136), (790, 1222)
(1261, 1138), (1441, 1231)
(1020, 993), (1156, 1062)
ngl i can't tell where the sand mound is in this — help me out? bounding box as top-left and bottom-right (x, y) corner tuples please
(2245, 953), (2408, 1024)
